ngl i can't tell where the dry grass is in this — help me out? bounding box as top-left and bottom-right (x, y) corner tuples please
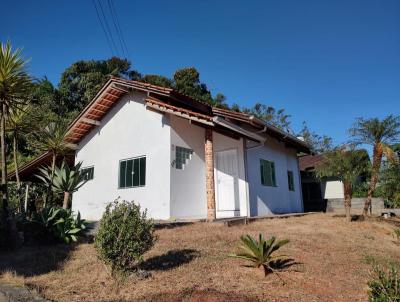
(1, 213), (400, 302)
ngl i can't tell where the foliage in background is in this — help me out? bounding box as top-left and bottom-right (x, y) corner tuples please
(368, 262), (400, 302)
(315, 147), (370, 221)
(228, 233), (290, 276)
(350, 115), (400, 216)
(379, 161), (400, 208)
(95, 199), (156, 275)
(297, 121), (333, 153)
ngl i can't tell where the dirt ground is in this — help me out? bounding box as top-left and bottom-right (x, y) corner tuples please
(1, 213), (399, 302)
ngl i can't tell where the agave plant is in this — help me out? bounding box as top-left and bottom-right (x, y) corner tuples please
(37, 161), (87, 209)
(229, 234), (290, 276)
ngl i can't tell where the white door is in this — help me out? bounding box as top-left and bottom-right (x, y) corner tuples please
(215, 149), (239, 213)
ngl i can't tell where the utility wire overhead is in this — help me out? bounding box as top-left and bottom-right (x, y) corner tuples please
(96, 0), (120, 57)
(92, 0), (115, 56)
(107, 0), (130, 58)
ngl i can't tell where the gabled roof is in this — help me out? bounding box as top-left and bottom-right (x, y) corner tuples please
(212, 107), (311, 153)
(10, 77), (312, 181)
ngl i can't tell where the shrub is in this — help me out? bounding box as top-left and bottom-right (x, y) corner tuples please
(22, 206), (87, 244)
(94, 199), (156, 274)
(229, 234), (290, 276)
(368, 263), (400, 301)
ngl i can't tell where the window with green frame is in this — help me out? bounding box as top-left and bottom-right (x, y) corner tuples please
(287, 170), (295, 191)
(260, 159), (276, 187)
(119, 156), (146, 188)
(81, 166), (94, 181)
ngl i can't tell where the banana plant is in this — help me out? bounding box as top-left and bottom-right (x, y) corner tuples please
(229, 234), (290, 276)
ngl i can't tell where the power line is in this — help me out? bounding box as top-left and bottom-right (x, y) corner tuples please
(108, 0), (130, 59)
(107, 0), (126, 58)
(96, 0), (120, 57)
(92, 0), (115, 56)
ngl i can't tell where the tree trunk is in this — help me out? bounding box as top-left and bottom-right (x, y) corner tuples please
(62, 191), (70, 209)
(43, 152), (56, 208)
(344, 182), (352, 222)
(13, 134), (23, 213)
(363, 143), (383, 217)
(0, 103), (16, 248)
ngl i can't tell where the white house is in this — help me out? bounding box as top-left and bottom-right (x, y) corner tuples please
(15, 77), (311, 221)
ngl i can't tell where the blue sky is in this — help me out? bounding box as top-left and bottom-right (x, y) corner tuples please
(1, 0), (399, 145)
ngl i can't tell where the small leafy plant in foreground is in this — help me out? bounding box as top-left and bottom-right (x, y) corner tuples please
(94, 199), (156, 275)
(228, 233), (290, 276)
(368, 262), (400, 301)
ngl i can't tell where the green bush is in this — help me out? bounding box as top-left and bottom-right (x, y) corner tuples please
(368, 263), (400, 301)
(94, 199), (156, 274)
(21, 206), (87, 244)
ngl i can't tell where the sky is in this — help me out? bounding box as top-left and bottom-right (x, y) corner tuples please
(1, 0), (399, 145)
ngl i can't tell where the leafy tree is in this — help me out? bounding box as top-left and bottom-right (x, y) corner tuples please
(350, 115), (400, 216)
(173, 67), (213, 104)
(141, 74), (173, 88)
(379, 160), (400, 208)
(315, 147), (370, 221)
(0, 42), (31, 247)
(58, 57), (140, 114)
(298, 121), (333, 153)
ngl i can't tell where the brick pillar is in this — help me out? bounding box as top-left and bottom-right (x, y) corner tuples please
(205, 128), (216, 221)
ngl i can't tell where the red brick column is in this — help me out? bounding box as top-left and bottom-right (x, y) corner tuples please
(205, 128), (216, 221)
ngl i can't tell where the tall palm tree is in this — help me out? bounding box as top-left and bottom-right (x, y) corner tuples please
(31, 120), (74, 206)
(315, 148), (370, 221)
(0, 42), (31, 243)
(350, 116), (400, 216)
(7, 104), (32, 190)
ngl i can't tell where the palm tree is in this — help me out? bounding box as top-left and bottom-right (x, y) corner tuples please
(37, 161), (87, 209)
(315, 148), (370, 221)
(6, 104), (32, 190)
(350, 116), (400, 216)
(31, 119), (74, 205)
(0, 42), (31, 244)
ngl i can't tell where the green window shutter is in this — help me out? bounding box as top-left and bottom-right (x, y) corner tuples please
(132, 158), (139, 187)
(260, 159), (276, 187)
(260, 160), (266, 185)
(139, 157), (146, 186)
(271, 162), (276, 186)
(126, 159), (134, 187)
(119, 161), (127, 188)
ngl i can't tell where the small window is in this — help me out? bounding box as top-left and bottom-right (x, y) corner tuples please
(81, 166), (94, 181)
(287, 170), (295, 191)
(260, 159), (276, 187)
(175, 146), (193, 169)
(119, 156), (146, 188)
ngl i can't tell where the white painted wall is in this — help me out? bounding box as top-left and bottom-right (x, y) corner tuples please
(322, 180), (344, 199)
(246, 136), (303, 216)
(72, 92), (171, 220)
(170, 116), (207, 219)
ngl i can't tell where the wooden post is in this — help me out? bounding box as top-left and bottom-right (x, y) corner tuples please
(24, 183), (29, 212)
(205, 128), (216, 221)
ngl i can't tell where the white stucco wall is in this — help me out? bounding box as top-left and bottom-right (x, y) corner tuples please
(72, 92), (171, 220)
(170, 116), (207, 219)
(322, 180), (344, 199)
(246, 136), (303, 216)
